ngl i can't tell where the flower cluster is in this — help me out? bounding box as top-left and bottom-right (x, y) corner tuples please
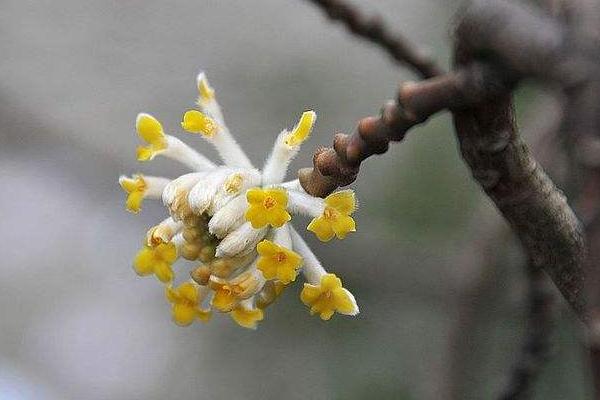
(119, 72), (359, 329)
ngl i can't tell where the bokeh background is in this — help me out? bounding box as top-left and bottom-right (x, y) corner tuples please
(0, 1), (593, 399)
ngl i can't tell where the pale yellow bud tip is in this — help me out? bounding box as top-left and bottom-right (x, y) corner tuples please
(285, 110), (316, 146)
(196, 72), (215, 102)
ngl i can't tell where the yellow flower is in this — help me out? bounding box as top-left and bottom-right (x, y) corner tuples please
(285, 110), (316, 146)
(244, 188), (291, 228)
(300, 273), (358, 320)
(165, 282), (211, 326)
(136, 113), (167, 161)
(119, 174), (147, 213)
(257, 240), (302, 284)
(230, 304), (264, 329)
(133, 242), (177, 283)
(307, 190), (356, 241)
(181, 110), (218, 137)
(209, 272), (262, 312)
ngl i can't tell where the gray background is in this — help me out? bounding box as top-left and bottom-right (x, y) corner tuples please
(0, 1), (592, 399)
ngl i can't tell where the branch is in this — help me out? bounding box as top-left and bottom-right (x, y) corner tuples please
(298, 62), (513, 197)
(452, 0), (587, 322)
(499, 266), (555, 400)
(305, 0), (443, 78)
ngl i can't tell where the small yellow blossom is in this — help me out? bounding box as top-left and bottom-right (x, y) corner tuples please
(181, 110), (218, 137)
(300, 273), (358, 320)
(133, 242), (177, 283)
(136, 113), (167, 161)
(257, 240), (302, 284)
(230, 304), (264, 329)
(209, 272), (262, 312)
(119, 175), (147, 213)
(166, 282), (211, 326)
(245, 188), (291, 229)
(285, 110), (316, 146)
(307, 190), (356, 241)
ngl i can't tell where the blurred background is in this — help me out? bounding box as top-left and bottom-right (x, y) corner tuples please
(0, 0), (592, 399)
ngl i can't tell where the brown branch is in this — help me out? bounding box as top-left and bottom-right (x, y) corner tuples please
(446, 95), (566, 399)
(499, 266), (555, 400)
(305, 0), (443, 78)
(451, 0), (587, 323)
(299, 62), (514, 197)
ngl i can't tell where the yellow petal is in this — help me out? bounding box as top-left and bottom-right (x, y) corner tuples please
(246, 188), (266, 204)
(245, 205), (268, 229)
(307, 217), (335, 242)
(230, 306), (264, 329)
(181, 110), (218, 136)
(267, 188), (288, 207)
(333, 288), (356, 314)
(136, 113), (165, 145)
(119, 176), (138, 193)
(300, 283), (322, 305)
(212, 290), (236, 312)
(257, 260), (277, 280)
(126, 191), (145, 213)
(256, 240), (278, 257)
(321, 273), (342, 290)
(285, 110), (316, 146)
(133, 247), (155, 276)
(331, 215), (356, 239)
(156, 242), (177, 263)
(136, 146), (156, 161)
(154, 262), (174, 283)
(165, 286), (179, 304)
(267, 207), (291, 228)
(324, 190), (356, 215)
(178, 282), (199, 303)
(172, 304), (196, 326)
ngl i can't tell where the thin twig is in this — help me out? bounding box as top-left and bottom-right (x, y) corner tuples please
(305, 0), (443, 78)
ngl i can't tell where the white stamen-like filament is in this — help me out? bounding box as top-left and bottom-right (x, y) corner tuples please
(290, 226), (326, 284)
(287, 190), (325, 217)
(163, 136), (216, 171)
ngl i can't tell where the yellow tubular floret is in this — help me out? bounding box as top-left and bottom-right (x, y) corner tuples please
(245, 188), (291, 229)
(133, 242), (177, 283)
(285, 110), (316, 146)
(307, 190), (357, 241)
(119, 174), (147, 213)
(136, 113), (167, 161)
(166, 282), (211, 326)
(209, 272), (262, 312)
(257, 240), (302, 284)
(181, 110), (218, 137)
(230, 304), (264, 329)
(300, 273), (358, 320)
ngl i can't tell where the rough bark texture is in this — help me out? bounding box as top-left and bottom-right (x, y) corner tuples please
(452, 96), (587, 320)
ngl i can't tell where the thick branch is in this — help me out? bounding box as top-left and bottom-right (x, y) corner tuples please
(452, 1), (587, 322)
(499, 266), (554, 400)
